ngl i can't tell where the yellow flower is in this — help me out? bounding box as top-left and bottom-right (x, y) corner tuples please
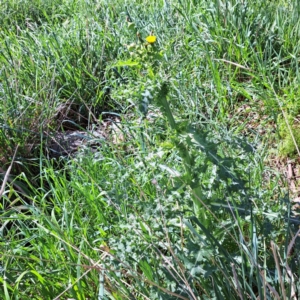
(146, 35), (156, 44)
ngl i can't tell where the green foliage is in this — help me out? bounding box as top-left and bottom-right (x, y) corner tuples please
(1, 0), (300, 299)
(278, 114), (300, 157)
(277, 86), (300, 157)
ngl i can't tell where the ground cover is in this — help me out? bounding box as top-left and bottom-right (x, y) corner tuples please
(1, 0), (300, 299)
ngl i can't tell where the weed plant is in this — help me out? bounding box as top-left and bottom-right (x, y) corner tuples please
(1, 0), (300, 299)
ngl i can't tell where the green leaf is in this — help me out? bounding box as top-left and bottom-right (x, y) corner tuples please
(112, 60), (140, 67)
(139, 259), (154, 282)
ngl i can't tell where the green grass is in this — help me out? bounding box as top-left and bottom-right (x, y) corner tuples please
(1, 0), (300, 299)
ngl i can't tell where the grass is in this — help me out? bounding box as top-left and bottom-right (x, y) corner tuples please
(1, 0), (300, 299)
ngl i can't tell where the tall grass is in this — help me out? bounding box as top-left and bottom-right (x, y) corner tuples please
(1, 0), (300, 299)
